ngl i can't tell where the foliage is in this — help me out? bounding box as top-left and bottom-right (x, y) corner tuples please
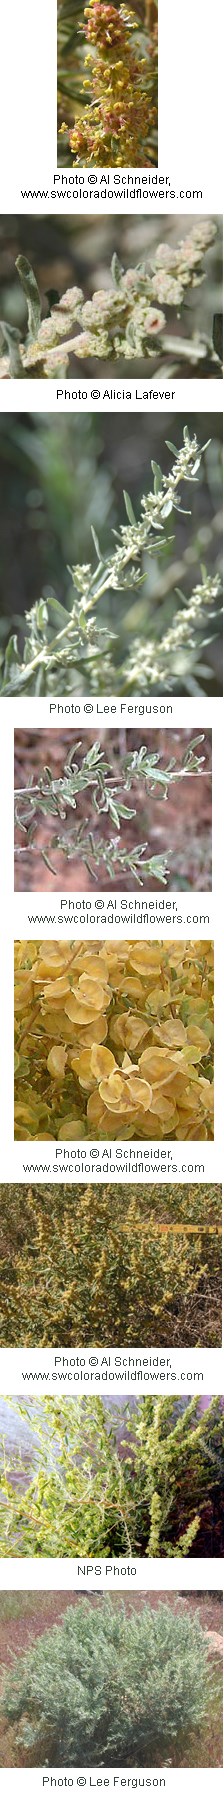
(1, 1594), (216, 1767)
(59, 2), (158, 169)
(0, 1182), (221, 1347)
(14, 938), (214, 1141)
(0, 428), (222, 696)
(0, 1395), (223, 1559)
(14, 733), (207, 887)
(0, 412), (221, 695)
(0, 222), (221, 380)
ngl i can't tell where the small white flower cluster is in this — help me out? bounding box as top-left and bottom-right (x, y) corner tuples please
(104, 430), (207, 585)
(0, 433), (221, 699)
(124, 572), (221, 692)
(0, 221), (218, 377)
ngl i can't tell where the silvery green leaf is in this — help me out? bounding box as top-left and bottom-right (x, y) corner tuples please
(123, 491), (137, 527)
(4, 635), (20, 672)
(16, 256), (42, 342)
(85, 742), (102, 765)
(0, 321), (24, 376)
(165, 441), (178, 455)
(111, 804), (123, 829)
(42, 848), (57, 874)
(47, 598), (70, 625)
(151, 460), (163, 493)
(161, 498), (173, 518)
(185, 734), (205, 753)
(111, 253), (123, 286)
(91, 525), (102, 561)
(116, 804), (136, 819)
(213, 313), (223, 362)
(36, 600), (49, 629)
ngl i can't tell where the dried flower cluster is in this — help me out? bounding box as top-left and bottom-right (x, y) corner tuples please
(1, 429), (221, 697)
(60, 2), (158, 168)
(14, 733), (206, 887)
(14, 939), (214, 1141)
(0, 220), (219, 378)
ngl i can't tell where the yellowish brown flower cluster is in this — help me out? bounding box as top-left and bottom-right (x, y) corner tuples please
(60, 2), (158, 169)
(14, 939), (214, 1141)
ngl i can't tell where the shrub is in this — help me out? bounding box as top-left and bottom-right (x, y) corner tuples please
(1, 1595), (216, 1766)
(0, 1395), (223, 1559)
(0, 1183), (221, 1348)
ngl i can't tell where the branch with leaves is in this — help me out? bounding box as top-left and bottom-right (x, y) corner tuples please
(0, 429), (222, 696)
(0, 1394), (223, 1560)
(0, 219), (221, 379)
(14, 733), (207, 886)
